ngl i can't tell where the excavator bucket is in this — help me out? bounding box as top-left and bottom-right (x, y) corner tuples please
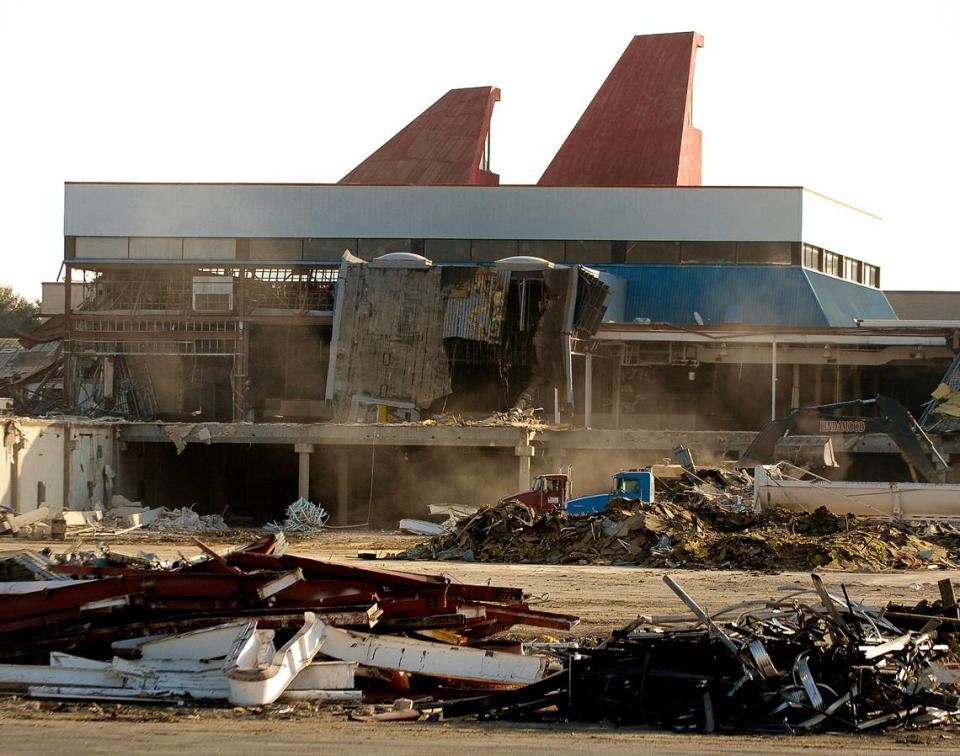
(773, 436), (839, 469)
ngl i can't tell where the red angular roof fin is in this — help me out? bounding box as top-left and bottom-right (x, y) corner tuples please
(340, 86), (501, 186)
(539, 32), (704, 187)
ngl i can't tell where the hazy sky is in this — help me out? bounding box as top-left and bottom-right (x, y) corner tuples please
(1, 0), (958, 298)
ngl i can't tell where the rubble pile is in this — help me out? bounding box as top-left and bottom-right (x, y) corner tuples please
(144, 507), (229, 533)
(1, 541), (959, 734)
(420, 407), (546, 429)
(433, 575), (960, 733)
(0, 503), (232, 540)
(655, 466), (754, 508)
(402, 500), (959, 571)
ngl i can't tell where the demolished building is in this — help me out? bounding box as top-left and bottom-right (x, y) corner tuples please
(2, 32), (958, 525)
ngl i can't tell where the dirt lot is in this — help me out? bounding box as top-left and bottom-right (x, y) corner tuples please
(3, 529), (960, 753)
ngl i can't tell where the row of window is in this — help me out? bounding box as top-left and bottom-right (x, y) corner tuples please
(66, 236), (880, 288)
(802, 244), (879, 287)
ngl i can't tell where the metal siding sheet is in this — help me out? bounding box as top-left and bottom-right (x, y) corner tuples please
(597, 265), (829, 327)
(64, 185), (806, 243)
(442, 269), (509, 342)
(803, 270), (897, 326)
(572, 269), (612, 336)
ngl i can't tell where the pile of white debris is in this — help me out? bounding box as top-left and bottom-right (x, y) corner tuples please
(146, 507), (229, 533)
(0, 495), (230, 539)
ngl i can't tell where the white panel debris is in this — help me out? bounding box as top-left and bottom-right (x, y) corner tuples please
(224, 613), (326, 706)
(315, 622), (549, 684)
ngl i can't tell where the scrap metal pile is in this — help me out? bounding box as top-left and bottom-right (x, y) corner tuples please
(429, 575), (960, 733)
(402, 500), (959, 571)
(1, 540), (959, 734)
(0, 535), (577, 704)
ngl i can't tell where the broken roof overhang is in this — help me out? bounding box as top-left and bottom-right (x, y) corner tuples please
(0, 342), (60, 387)
(16, 315), (64, 349)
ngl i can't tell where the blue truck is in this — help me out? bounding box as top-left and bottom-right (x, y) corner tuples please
(562, 470), (656, 514)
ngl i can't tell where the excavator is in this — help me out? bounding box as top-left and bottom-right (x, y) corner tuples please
(739, 395), (951, 483)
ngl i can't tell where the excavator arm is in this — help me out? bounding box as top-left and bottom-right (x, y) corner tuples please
(740, 396), (950, 483)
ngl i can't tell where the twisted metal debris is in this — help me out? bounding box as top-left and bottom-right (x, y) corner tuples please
(435, 574), (960, 733)
(266, 498), (330, 534)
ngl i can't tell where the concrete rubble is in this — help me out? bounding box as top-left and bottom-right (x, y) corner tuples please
(0, 500), (229, 539)
(402, 494), (960, 572)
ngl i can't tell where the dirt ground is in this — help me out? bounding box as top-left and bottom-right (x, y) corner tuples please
(3, 529), (960, 753)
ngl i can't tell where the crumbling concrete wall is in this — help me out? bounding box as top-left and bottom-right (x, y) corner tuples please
(0, 420), (116, 514)
(66, 425), (115, 512)
(16, 424), (65, 514)
(332, 265), (451, 415)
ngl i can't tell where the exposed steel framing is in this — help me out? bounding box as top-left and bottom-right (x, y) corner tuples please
(62, 263), (337, 420)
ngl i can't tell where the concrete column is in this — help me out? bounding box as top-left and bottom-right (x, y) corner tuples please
(613, 359), (622, 430)
(336, 452), (350, 526)
(584, 352), (593, 429)
(61, 425), (71, 513)
(294, 443), (314, 501)
(770, 337), (778, 421)
(791, 363), (800, 410)
(103, 357), (115, 402)
(515, 440), (535, 491)
(9, 432), (20, 515)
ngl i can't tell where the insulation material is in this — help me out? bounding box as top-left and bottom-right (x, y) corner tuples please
(931, 386), (960, 417)
(332, 264), (451, 412)
(924, 352), (960, 433)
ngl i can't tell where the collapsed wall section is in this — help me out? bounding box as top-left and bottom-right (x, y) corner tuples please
(331, 265), (451, 417)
